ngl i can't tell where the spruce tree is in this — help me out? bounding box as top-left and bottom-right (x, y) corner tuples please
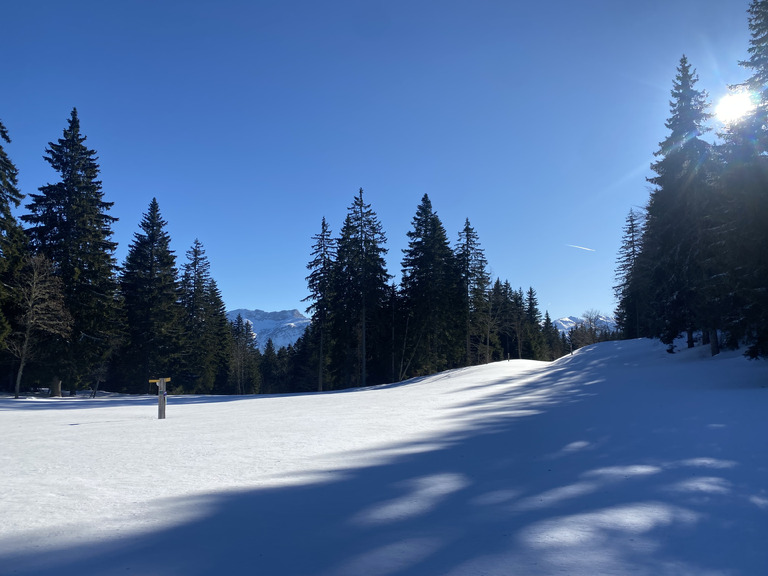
(523, 287), (543, 359)
(613, 208), (645, 339)
(400, 194), (461, 375)
(506, 287), (526, 359)
(641, 56), (715, 347)
(541, 311), (562, 361)
(735, 0), (768, 156)
(179, 239), (231, 393)
(330, 189), (389, 387)
(303, 217), (336, 391)
(22, 108), (119, 389)
(455, 218), (491, 365)
(260, 339), (278, 394)
(0, 119), (26, 346)
(718, 0), (768, 357)
(228, 314), (260, 394)
(118, 198), (182, 392)
(494, 280), (518, 360)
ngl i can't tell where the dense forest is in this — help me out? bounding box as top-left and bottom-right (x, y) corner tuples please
(0, 108), (593, 397)
(614, 1), (768, 359)
(3, 1), (766, 397)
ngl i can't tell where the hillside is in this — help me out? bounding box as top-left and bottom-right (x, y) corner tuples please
(1, 339), (766, 575)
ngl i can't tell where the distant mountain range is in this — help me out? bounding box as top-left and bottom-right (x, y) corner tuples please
(226, 309), (310, 351)
(554, 314), (617, 334)
(226, 309), (617, 351)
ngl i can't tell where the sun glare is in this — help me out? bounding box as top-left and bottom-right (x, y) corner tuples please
(715, 91), (755, 124)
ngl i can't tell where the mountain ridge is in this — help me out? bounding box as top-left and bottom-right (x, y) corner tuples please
(554, 314), (616, 334)
(226, 308), (616, 350)
(226, 308), (310, 351)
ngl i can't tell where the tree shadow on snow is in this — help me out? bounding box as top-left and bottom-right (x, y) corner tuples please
(3, 341), (767, 575)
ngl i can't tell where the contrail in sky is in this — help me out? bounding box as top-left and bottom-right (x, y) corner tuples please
(566, 244), (596, 252)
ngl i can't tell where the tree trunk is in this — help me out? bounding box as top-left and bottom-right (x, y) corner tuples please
(687, 329), (695, 349)
(14, 358), (27, 399)
(13, 333), (30, 399)
(709, 329), (720, 356)
(360, 305), (366, 388)
(50, 377), (62, 397)
(318, 327), (324, 392)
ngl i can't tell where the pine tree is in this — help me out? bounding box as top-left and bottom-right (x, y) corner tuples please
(523, 287), (543, 359)
(400, 194), (462, 375)
(735, 0), (768, 156)
(21, 109), (119, 389)
(541, 311), (562, 361)
(178, 239), (231, 393)
(0, 119), (26, 347)
(641, 56), (715, 348)
(455, 218), (491, 365)
(494, 280), (517, 360)
(477, 278), (504, 363)
(505, 286), (526, 359)
(228, 314), (260, 394)
(718, 0), (768, 357)
(117, 198), (182, 392)
(303, 217), (336, 391)
(260, 339), (278, 394)
(613, 208), (645, 338)
(330, 189), (390, 388)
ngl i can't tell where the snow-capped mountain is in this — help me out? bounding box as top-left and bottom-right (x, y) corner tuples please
(226, 309), (310, 351)
(554, 314), (617, 334)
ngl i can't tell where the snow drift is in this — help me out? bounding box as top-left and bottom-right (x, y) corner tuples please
(1, 338), (766, 575)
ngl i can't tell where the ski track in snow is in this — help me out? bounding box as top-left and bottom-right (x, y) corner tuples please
(1, 339), (767, 575)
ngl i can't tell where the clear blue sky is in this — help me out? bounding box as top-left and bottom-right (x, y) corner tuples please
(2, 0), (752, 320)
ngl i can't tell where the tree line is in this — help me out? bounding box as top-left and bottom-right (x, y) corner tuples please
(0, 109), (258, 397)
(614, 0), (768, 359)
(0, 109), (585, 397)
(291, 189), (600, 393)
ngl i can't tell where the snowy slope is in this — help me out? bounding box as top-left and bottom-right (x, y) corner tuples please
(226, 308), (310, 350)
(1, 339), (767, 575)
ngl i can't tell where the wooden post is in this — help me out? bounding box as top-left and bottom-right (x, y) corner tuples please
(149, 378), (170, 419)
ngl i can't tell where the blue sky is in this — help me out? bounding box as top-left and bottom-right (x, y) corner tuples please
(2, 0), (752, 320)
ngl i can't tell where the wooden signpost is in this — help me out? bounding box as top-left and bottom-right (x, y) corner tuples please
(149, 378), (170, 419)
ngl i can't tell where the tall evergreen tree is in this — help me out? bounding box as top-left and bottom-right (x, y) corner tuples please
(179, 239), (231, 393)
(400, 194), (462, 375)
(228, 314), (260, 394)
(260, 339), (279, 394)
(506, 286), (526, 359)
(640, 56), (715, 347)
(330, 189), (389, 388)
(455, 218), (491, 365)
(303, 217), (336, 391)
(541, 311), (563, 361)
(117, 198), (182, 392)
(613, 208), (646, 339)
(21, 108), (119, 388)
(523, 287), (543, 359)
(718, 0), (768, 357)
(0, 119), (26, 347)
(734, 0), (768, 156)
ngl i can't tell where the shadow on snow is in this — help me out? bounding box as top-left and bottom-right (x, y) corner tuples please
(3, 341), (767, 575)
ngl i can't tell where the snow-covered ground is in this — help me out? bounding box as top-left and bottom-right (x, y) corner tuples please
(1, 338), (766, 575)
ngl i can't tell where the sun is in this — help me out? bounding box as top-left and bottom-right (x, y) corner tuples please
(715, 91), (755, 124)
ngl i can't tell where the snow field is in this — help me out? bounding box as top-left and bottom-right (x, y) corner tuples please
(1, 338), (766, 575)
